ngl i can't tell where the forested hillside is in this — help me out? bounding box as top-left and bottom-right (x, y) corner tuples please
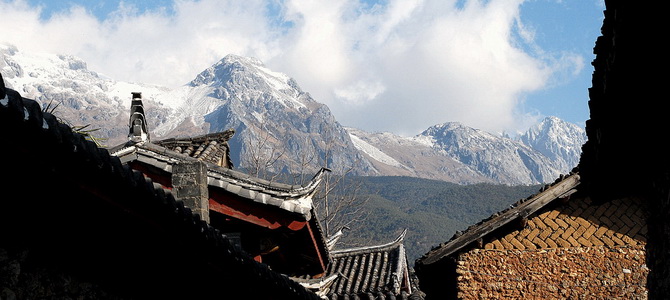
(330, 176), (542, 264)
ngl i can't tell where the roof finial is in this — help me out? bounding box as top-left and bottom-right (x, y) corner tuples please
(128, 92), (150, 143)
(326, 226), (350, 251)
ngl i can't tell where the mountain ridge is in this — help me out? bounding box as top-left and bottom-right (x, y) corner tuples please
(345, 117), (584, 185)
(1, 45), (586, 185)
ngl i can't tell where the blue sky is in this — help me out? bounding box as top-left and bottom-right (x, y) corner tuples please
(1, 0), (604, 136)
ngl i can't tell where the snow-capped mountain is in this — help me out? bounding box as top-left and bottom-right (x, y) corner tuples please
(347, 119), (585, 185)
(519, 116), (586, 174)
(346, 127), (493, 184)
(1, 44), (586, 184)
(0, 44), (172, 144)
(152, 54), (373, 175)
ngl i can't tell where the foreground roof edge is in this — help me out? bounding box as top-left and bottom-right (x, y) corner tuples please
(0, 82), (322, 299)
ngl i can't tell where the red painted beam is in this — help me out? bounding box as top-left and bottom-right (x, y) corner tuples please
(305, 221), (327, 275)
(128, 161), (173, 189)
(208, 188), (307, 231)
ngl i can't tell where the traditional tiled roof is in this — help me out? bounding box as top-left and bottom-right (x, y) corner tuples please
(416, 172), (580, 266)
(0, 78), (321, 299)
(155, 130), (235, 168)
(297, 230), (424, 300)
(110, 133), (328, 219)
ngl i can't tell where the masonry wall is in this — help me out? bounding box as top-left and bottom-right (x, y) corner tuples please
(457, 246), (647, 299)
(456, 196), (648, 299)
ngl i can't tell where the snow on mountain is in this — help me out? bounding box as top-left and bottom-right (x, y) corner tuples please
(153, 54), (373, 175)
(346, 127), (493, 184)
(348, 130), (406, 169)
(419, 122), (562, 184)
(0, 43), (171, 145)
(153, 54), (309, 135)
(1, 44), (585, 184)
(347, 119), (585, 185)
(188, 55), (304, 109)
(519, 116), (586, 173)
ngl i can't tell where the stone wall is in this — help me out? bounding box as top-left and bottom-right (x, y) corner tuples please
(172, 160), (210, 223)
(456, 246), (648, 299)
(455, 195), (649, 299)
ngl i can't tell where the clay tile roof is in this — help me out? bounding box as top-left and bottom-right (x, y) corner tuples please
(416, 173), (580, 266)
(155, 130), (235, 168)
(298, 229), (423, 299)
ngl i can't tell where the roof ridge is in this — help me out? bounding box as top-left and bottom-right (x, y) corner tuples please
(155, 129), (235, 144)
(207, 166), (330, 196)
(331, 228), (407, 256)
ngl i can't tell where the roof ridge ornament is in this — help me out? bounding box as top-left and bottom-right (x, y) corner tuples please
(128, 92), (150, 143)
(326, 226), (350, 250)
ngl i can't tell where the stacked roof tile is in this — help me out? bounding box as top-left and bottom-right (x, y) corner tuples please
(296, 230), (424, 299)
(155, 130), (235, 168)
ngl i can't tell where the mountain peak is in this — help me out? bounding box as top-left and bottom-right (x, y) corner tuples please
(2, 45), (586, 185)
(419, 122), (490, 141)
(539, 116), (565, 126)
(520, 116), (586, 172)
(189, 54), (293, 91)
(221, 54), (264, 66)
(420, 122), (464, 134)
(524, 116), (584, 141)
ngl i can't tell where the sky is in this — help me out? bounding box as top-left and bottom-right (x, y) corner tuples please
(0, 0), (605, 136)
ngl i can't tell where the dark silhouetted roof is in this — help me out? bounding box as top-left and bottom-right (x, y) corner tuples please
(0, 77), (321, 299)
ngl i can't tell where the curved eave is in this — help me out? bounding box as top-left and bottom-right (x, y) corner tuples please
(110, 141), (329, 218)
(331, 228), (408, 257)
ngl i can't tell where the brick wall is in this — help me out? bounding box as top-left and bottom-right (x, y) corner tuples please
(457, 196), (648, 299)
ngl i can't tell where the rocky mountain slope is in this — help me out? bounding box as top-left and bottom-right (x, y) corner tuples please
(151, 54), (374, 175)
(347, 118), (585, 185)
(1, 44), (585, 184)
(519, 116), (586, 174)
(0, 44), (171, 145)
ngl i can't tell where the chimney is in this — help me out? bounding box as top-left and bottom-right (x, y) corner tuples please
(172, 160), (210, 223)
(128, 92), (150, 143)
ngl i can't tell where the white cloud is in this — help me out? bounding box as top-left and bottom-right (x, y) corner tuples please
(334, 78), (386, 105)
(0, 0), (578, 135)
(1, 0), (277, 87)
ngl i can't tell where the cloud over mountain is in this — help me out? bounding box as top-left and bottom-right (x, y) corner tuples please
(0, 0), (590, 137)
